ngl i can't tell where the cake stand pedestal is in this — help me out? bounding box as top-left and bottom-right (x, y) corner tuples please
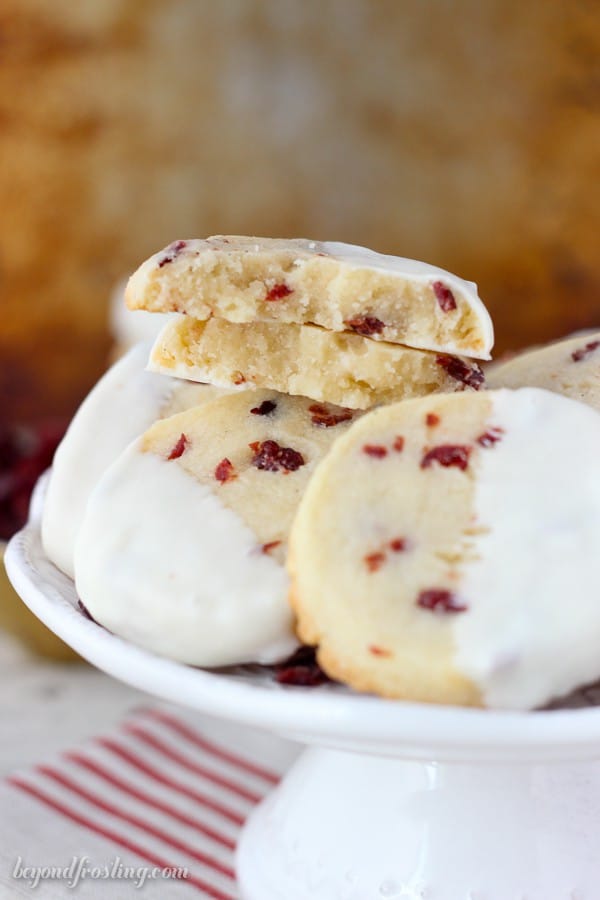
(6, 482), (600, 899)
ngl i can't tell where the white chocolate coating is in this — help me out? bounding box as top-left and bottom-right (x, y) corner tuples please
(74, 444), (297, 666)
(42, 343), (221, 578)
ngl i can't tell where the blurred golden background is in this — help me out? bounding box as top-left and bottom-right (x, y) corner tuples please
(1, 0), (599, 427)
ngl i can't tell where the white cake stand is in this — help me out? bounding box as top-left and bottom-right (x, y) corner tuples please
(6, 483), (600, 899)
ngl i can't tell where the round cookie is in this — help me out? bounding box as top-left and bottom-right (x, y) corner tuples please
(150, 315), (485, 409)
(74, 390), (360, 666)
(42, 342), (226, 578)
(487, 330), (600, 411)
(289, 388), (600, 710)
(126, 236), (494, 358)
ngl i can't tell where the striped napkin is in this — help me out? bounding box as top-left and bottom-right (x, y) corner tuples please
(0, 706), (299, 898)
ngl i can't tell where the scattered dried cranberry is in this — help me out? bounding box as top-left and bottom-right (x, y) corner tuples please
(344, 315), (385, 336)
(421, 444), (471, 471)
(157, 239), (187, 268)
(389, 537), (407, 552)
(436, 354), (485, 390)
(232, 372), (246, 385)
(571, 340), (600, 363)
(250, 440), (305, 472)
(426, 413), (440, 427)
(261, 540), (282, 554)
(251, 400), (277, 416)
(215, 458), (236, 483)
(167, 434), (188, 460)
(364, 551), (386, 572)
(308, 403), (354, 428)
(265, 283), (293, 302)
(432, 281), (457, 312)
(417, 589), (467, 613)
(477, 427), (505, 448)
(393, 436), (405, 453)
(363, 444), (388, 458)
(274, 646), (329, 686)
(369, 645), (393, 658)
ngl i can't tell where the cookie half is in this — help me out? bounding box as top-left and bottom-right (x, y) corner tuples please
(487, 331), (600, 411)
(289, 388), (600, 709)
(149, 315), (486, 410)
(74, 389), (360, 666)
(126, 236), (494, 358)
(42, 342), (226, 578)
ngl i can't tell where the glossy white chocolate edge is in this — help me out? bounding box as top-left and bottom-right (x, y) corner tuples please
(42, 343), (186, 578)
(453, 388), (600, 709)
(74, 444), (298, 666)
(109, 278), (179, 349)
(127, 237), (494, 358)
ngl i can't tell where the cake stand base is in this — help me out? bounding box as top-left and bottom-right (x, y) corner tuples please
(236, 746), (600, 900)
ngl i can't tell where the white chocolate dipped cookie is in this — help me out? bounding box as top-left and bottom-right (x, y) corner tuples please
(149, 315), (485, 410)
(487, 330), (600, 411)
(126, 236), (494, 358)
(74, 389), (360, 667)
(289, 388), (600, 710)
(42, 342), (227, 578)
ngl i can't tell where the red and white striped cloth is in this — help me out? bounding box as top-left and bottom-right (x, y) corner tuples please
(0, 706), (299, 898)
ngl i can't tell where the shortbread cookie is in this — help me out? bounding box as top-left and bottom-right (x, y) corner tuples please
(289, 388), (600, 710)
(126, 236), (494, 358)
(149, 315), (486, 410)
(42, 342), (226, 578)
(74, 390), (359, 666)
(487, 331), (600, 411)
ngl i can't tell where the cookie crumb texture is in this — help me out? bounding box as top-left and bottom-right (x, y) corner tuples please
(149, 315), (484, 410)
(127, 236), (494, 359)
(288, 388), (600, 709)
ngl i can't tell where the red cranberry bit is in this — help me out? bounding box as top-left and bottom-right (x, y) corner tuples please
(477, 427), (505, 448)
(364, 551), (386, 572)
(571, 340), (600, 363)
(308, 403), (354, 428)
(157, 239), (187, 268)
(426, 413), (440, 427)
(167, 433), (188, 460)
(417, 589), (467, 613)
(215, 457), (236, 483)
(261, 540), (282, 554)
(389, 537), (407, 552)
(363, 444), (388, 458)
(421, 444), (471, 471)
(232, 372), (246, 385)
(274, 646), (330, 686)
(393, 436), (405, 453)
(432, 280), (457, 313)
(344, 315), (385, 336)
(251, 400), (277, 416)
(265, 282), (293, 302)
(369, 645), (393, 658)
(250, 440), (305, 472)
(436, 354), (485, 391)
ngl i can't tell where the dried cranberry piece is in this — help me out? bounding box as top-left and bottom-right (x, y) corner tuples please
(308, 404), (354, 428)
(157, 239), (187, 268)
(426, 413), (440, 427)
(261, 540), (282, 554)
(389, 537), (407, 552)
(571, 340), (600, 363)
(274, 646), (330, 686)
(417, 589), (467, 613)
(232, 372), (246, 385)
(421, 444), (471, 471)
(436, 354), (485, 390)
(265, 283), (293, 302)
(363, 444), (388, 458)
(369, 645), (393, 658)
(250, 440), (305, 472)
(364, 551), (386, 572)
(477, 427), (505, 448)
(344, 315), (385, 336)
(250, 400), (277, 416)
(393, 436), (405, 453)
(167, 434), (188, 460)
(432, 281), (457, 312)
(215, 458), (236, 483)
